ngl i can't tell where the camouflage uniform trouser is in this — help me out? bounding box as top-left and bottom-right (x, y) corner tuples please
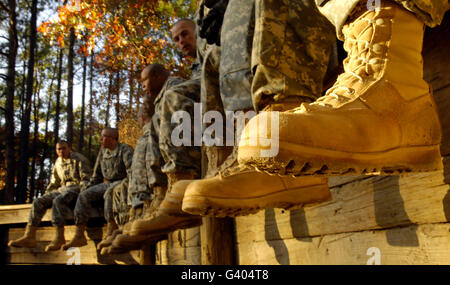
(250, 0), (335, 111)
(28, 185), (79, 227)
(315, 0), (448, 40)
(200, 0), (336, 171)
(111, 181), (129, 226)
(74, 181), (121, 225)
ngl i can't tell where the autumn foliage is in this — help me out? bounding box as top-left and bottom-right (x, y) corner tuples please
(38, 0), (197, 77)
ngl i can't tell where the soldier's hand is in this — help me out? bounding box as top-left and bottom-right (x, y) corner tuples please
(198, 0), (229, 46)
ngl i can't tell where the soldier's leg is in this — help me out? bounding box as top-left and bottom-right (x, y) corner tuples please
(45, 187), (79, 251)
(238, 0), (447, 175)
(64, 183), (109, 249)
(181, 0), (331, 218)
(8, 191), (60, 248)
(29, 191), (61, 226)
(98, 183), (120, 250)
(251, 0), (335, 111)
(316, 0), (448, 42)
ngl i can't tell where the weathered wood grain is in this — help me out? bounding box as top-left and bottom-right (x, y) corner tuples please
(235, 171), (450, 243)
(237, 223), (450, 265)
(0, 204), (103, 225)
(6, 226), (140, 265)
(200, 217), (235, 265)
(154, 226), (202, 265)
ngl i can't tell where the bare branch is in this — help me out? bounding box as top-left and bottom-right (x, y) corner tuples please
(0, 1), (9, 13)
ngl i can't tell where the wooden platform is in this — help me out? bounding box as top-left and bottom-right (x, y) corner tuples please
(0, 204), (144, 265)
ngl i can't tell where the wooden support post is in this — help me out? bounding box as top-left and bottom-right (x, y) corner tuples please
(139, 243), (155, 265)
(200, 216), (235, 265)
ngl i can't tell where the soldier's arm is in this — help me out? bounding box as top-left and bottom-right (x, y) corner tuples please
(45, 163), (61, 193)
(86, 150), (103, 189)
(78, 154), (93, 190)
(122, 144), (134, 175)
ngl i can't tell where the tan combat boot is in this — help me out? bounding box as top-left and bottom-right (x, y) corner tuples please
(141, 186), (167, 218)
(182, 164), (330, 217)
(97, 220), (119, 250)
(62, 224), (88, 250)
(106, 232), (167, 254)
(8, 225), (38, 248)
(130, 174), (202, 236)
(238, 1), (442, 176)
(44, 226), (66, 252)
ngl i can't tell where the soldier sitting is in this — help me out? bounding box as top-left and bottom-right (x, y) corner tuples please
(8, 140), (92, 251)
(97, 104), (154, 253)
(62, 127), (133, 250)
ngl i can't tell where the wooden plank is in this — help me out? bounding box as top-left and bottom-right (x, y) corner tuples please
(236, 223), (450, 265)
(155, 237), (201, 265)
(0, 204), (103, 225)
(6, 226), (140, 265)
(235, 170), (450, 243)
(8, 225), (106, 241)
(164, 246), (202, 265)
(154, 227), (202, 265)
(327, 175), (370, 188)
(155, 239), (168, 265)
(163, 226), (202, 265)
(166, 226), (201, 249)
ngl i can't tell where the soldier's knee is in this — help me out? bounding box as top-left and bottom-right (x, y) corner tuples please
(32, 197), (45, 208)
(52, 195), (64, 208)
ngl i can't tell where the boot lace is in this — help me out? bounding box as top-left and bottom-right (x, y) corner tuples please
(311, 15), (385, 108)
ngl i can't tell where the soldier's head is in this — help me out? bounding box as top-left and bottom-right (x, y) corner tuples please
(141, 64), (169, 98)
(101, 127), (119, 150)
(171, 19), (197, 58)
(56, 140), (71, 159)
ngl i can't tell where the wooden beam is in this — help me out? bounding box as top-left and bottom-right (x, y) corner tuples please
(0, 204), (103, 225)
(6, 226), (140, 264)
(235, 170), (450, 243)
(236, 223), (450, 265)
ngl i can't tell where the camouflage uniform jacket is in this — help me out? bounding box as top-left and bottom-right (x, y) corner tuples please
(147, 76), (186, 188)
(128, 122), (153, 208)
(86, 143), (134, 190)
(45, 151), (92, 193)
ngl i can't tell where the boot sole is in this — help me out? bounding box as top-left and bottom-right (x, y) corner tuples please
(239, 140), (443, 176)
(182, 184), (332, 217)
(130, 217), (202, 236)
(110, 234), (166, 253)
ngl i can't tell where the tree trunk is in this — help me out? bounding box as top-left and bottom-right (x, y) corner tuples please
(79, 55), (87, 153)
(115, 71), (121, 123)
(4, 0), (18, 204)
(16, 0), (38, 203)
(105, 72), (113, 127)
(66, 27), (76, 146)
(88, 53), (94, 159)
(128, 66), (134, 111)
(54, 48), (63, 156)
(29, 80), (41, 202)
